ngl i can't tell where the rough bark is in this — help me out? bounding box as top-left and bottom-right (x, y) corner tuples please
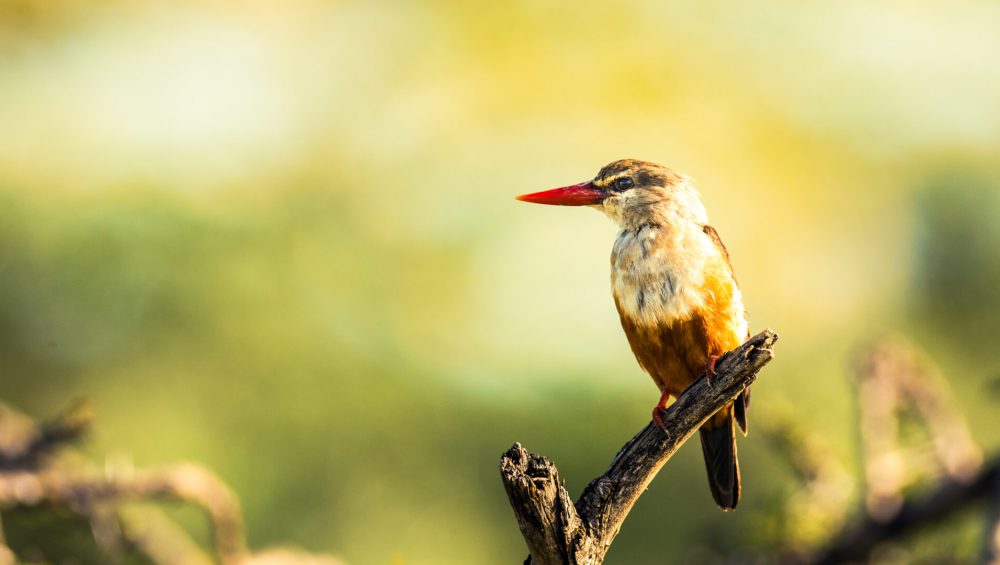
(500, 329), (779, 565)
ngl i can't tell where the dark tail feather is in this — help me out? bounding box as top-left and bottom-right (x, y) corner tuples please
(734, 388), (750, 436)
(699, 416), (741, 510)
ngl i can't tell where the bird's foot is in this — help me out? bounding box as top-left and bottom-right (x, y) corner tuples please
(705, 354), (720, 386)
(651, 389), (671, 429)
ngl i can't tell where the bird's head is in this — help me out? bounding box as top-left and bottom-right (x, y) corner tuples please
(516, 159), (707, 229)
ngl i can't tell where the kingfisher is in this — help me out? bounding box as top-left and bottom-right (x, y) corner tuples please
(516, 159), (750, 510)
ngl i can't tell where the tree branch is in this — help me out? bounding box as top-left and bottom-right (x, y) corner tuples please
(500, 329), (779, 565)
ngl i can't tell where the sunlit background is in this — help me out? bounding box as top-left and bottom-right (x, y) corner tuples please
(2, 1), (1000, 563)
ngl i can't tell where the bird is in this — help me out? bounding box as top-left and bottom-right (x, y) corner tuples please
(516, 159), (750, 510)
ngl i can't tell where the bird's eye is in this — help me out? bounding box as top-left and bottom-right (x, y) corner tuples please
(613, 177), (634, 192)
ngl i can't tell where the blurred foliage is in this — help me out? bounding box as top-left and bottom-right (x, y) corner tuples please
(5, 505), (116, 564)
(912, 169), (1000, 350)
(1, 1), (999, 563)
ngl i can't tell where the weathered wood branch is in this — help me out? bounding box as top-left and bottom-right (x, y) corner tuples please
(812, 455), (1000, 565)
(500, 329), (779, 565)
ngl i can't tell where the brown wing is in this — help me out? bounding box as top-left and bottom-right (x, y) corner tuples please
(703, 224), (736, 283)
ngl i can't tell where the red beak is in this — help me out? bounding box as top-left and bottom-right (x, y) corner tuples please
(515, 182), (605, 206)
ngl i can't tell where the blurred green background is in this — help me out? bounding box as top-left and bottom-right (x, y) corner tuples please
(2, 1), (1000, 563)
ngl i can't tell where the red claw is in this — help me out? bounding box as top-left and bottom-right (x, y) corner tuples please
(652, 389), (672, 429)
(706, 354), (720, 385)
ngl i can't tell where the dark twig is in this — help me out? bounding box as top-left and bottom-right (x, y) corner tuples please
(0, 400), (92, 471)
(500, 329), (778, 565)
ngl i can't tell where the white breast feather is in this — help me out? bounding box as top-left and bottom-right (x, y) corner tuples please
(611, 222), (717, 327)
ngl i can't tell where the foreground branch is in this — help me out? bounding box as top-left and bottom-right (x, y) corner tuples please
(500, 329), (779, 565)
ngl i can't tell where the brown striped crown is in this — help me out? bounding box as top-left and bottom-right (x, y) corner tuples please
(590, 159), (686, 193)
